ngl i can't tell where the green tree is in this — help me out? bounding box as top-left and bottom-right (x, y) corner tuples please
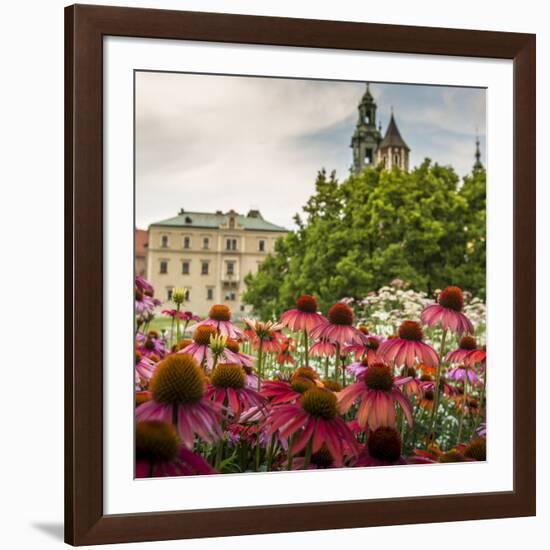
(242, 162), (486, 318)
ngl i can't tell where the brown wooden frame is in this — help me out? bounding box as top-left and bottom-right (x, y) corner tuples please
(65, 3), (536, 545)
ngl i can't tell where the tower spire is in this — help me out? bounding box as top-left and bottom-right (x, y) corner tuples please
(473, 132), (483, 171)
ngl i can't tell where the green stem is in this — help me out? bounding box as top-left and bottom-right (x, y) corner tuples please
(257, 343), (264, 391)
(303, 330), (309, 369)
(334, 343), (341, 383)
(215, 439), (224, 471)
(287, 435), (295, 471)
(255, 433), (261, 472)
(266, 433), (277, 472)
(175, 304), (181, 343)
(302, 436), (314, 470)
(426, 329), (447, 446)
(457, 371), (469, 444)
(474, 368), (487, 434)
(169, 316), (175, 346)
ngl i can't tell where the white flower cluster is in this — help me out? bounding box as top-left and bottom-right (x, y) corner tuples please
(343, 281), (486, 341)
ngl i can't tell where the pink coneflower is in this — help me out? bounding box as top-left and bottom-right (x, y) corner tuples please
(264, 387), (360, 467)
(421, 286), (474, 335)
(207, 363), (266, 420)
(222, 338), (254, 368)
(161, 309), (200, 322)
(446, 335), (478, 363)
(280, 295), (327, 333)
(244, 319), (284, 351)
(262, 367), (320, 405)
(378, 321), (439, 369)
(465, 345), (487, 367)
(276, 336), (296, 366)
(346, 357), (370, 379)
(135, 420), (215, 477)
(292, 444), (336, 470)
(309, 338), (337, 357)
(135, 277), (160, 316)
(135, 349), (156, 386)
(135, 354), (222, 448)
(136, 330), (167, 358)
(414, 445), (472, 463)
(338, 363), (413, 431)
(419, 374), (456, 398)
(448, 365), (478, 385)
(194, 304), (243, 338)
(399, 366), (423, 398)
(250, 331), (281, 353)
(344, 334), (383, 362)
(354, 427), (407, 467)
(310, 303), (364, 345)
(464, 437), (486, 461)
(178, 325), (218, 369)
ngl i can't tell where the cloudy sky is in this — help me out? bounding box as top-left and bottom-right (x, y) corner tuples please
(135, 72), (486, 230)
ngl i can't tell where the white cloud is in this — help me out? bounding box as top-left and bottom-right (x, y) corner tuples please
(136, 73), (486, 229)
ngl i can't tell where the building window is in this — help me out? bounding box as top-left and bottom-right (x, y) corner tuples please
(167, 288), (173, 300)
(226, 238), (237, 251)
(394, 154), (399, 166)
(159, 260), (168, 274)
(226, 261), (235, 275)
(225, 291), (236, 301)
(181, 261), (190, 275)
(383, 155), (387, 167)
(183, 236), (191, 249)
(365, 148), (373, 164)
(184, 289), (190, 301)
(201, 261), (209, 275)
(207, 288), (214, 300)
(259, 239), (265, 252)
(161, 235), (168, 248)
(202, 237), (209, 249)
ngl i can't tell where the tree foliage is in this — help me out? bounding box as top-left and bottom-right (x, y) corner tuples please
(243, 161), (486, 318)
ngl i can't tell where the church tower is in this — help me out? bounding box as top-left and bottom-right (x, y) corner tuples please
(473, 134), (484, 172)
(350, 83), (382, 174)
(376, 111), (410, 171)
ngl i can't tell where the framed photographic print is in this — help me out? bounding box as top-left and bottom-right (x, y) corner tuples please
(65, 4), (536, 545)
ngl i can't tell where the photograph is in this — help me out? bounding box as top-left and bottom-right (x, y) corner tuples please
(133, 72), (487, 477)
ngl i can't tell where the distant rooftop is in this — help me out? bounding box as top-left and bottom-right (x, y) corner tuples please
(379, 113), (410, 151)
(150, 209), (288, 232)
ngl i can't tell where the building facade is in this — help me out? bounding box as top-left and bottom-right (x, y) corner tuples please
(351, 84), (410, 174)
(146, 209), (287, 317)
(135, 229), (148, 277)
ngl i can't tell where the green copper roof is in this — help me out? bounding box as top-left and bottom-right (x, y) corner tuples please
(150, 211), (288, 232)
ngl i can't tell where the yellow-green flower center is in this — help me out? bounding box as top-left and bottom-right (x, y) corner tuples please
(136, 420), (179, 464)
(291, 377), (315, 394)
(150, 354), (205, 405)
(300, 388), (338, 419)
(211, 363), (245, 389)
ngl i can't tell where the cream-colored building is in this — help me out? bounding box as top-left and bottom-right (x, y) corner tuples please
(146, 209), (288, 317)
